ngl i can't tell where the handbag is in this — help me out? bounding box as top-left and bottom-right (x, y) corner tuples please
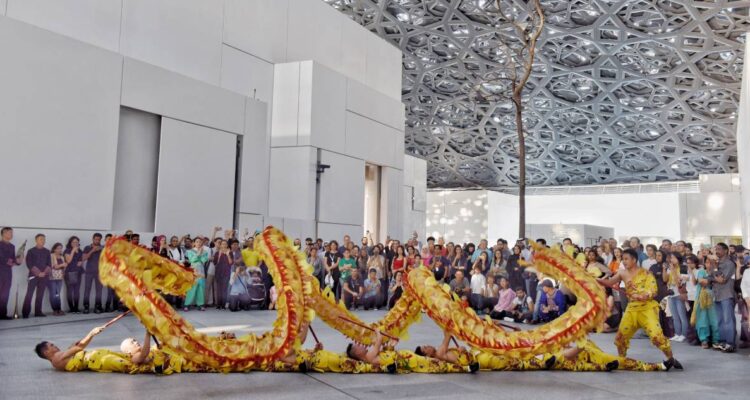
(324, 273), (334, 288)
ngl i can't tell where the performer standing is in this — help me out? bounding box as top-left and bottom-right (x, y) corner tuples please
(598, 248), (682, 369)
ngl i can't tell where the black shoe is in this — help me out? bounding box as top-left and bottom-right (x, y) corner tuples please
(386, 363), (397, 374)
(544, 355), (556, 370)
(720, 345), (735, 353)
(93, 308), (102, 314)
(605, 360), (619, 372)
(83, 308), (90, 314)
(673, 358), (683, 370)
(469, 362), (480, 373)
(0, 315), (12, 320)
(35, 313), (46, 317)
(104, 306), (112, 313)
(298, 362), (308, 373)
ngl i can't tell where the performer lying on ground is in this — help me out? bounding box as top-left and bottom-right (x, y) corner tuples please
(35, 324), (204, 374)
(346, 331), (467, 373)
(414, 331), (480, 372)
(552, 339), (671, 372)
(35, 325), (106, 371)
(597, 248), (682, 370)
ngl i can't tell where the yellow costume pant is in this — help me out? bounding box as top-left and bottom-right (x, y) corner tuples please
(273, 349), (465, 374)
(614, 300), (672, 359)
(555, 340), (664, 372)
(475, 352), (550, 371)
(64, 349), (203, 374)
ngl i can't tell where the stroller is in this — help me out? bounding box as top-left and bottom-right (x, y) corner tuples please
(246, 275), (267, 310)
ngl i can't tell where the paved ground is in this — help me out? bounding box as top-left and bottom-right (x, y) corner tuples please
(1, 309), (748, 400)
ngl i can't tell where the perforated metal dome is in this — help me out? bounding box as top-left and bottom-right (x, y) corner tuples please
(323, 0), (748, 188)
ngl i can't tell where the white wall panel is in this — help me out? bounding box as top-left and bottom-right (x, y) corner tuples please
(265, 216), (284, 231)
(346, 79), (405, 130)
(286, 0), (342, 74)
(317, 222), (362, 243)
(220, 45), (274, 105)
(403, 155), (415, 186)
(340, 17), (368, 83)
(345, 112), (400, 168)
(738, 40), (750, 245)
(380, 167), (403, 241)
(271, 62), (301, 147)
(120, 0), (223, 85)
(239, 99), (270, 215)
(268, 147), (316, 221)
(155, 118), (236, 234)
(412, 157), (427, 211)
(526, 193), (682, 240)
(283, 218), (316, 241)
(318, 151), (365, 226)
(297, 62), (314, 146)
(0, 17), (122, 229)
(681, 192), (744, 245)
(308, 63), (346, 153)
(698, 174), (740, 193)
(238, 213), (264, 236)
(223, 0), (288, 63)
(393, 132), (405, 170)
(121, 58), (245, 134)
(487, 191), (519, 243)
(402, 187), (426, 241)
(6, 0), (122, 51)
(112, 108), (161, 232)
(365, 36), (402, 100)
(426, 190), (489, 244)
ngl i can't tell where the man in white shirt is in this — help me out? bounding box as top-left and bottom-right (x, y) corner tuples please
(641, 244), (658, 270)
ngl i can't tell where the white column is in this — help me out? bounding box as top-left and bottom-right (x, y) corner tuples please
(737, 40), (750, 246)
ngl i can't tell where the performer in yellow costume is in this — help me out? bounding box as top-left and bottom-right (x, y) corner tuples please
(35, 323), (206, 374)
(414, 331), (481, 372)
(345, 331), (465, 374)
(551, 339), (669, 372)
(415, 332), (555, 372)
(597, 248), (682, 370)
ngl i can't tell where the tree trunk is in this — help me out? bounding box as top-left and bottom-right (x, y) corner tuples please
(513, 91), (526, 239)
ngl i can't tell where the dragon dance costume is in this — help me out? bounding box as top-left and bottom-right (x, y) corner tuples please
(614, 268), (672, 359)
(63, 347), (465, 374)
(57, 228), (675, 376)
(64, 348), (204, 374)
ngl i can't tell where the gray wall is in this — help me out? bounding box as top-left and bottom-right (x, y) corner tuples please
(0, 1), (428, 314)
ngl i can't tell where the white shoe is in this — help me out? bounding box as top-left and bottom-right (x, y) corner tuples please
(676, 335), (686, 342)
(670, 336), (679, 341)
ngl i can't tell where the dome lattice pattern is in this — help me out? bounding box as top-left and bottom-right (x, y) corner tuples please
(323, 0), (749, 188)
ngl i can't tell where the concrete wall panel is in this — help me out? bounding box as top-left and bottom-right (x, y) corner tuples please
(0, 17), (122, 230)
(318, 150), (365, 226)
(155, 118), (236, 234)
(268, 147), (316, 221)
(6, 0), (121, 51)
(120, 0), (223, 85)
(121, 58), (246, 134)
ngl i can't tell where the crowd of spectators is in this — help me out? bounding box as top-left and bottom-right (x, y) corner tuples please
(2, 226), (749, 357)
